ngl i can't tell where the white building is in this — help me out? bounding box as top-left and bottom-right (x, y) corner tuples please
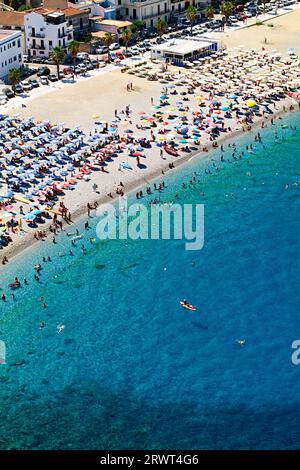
(117, 0), (210, 29)
(24, 9), (73, 58)
(151, 37), (219, 64)
(0, 29), (23, 80)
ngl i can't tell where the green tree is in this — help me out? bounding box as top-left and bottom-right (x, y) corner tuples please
(132, 20), (146, 31)
(220, 1), (234, 23)
(156, 19), (167, 39)
(102, 32), (114, 61)
(68, 40), (80, 81)
(185, 5), (198, 34)
(50, 45), (65, 79)
(122, 29), (132, 52)
(8, 67), (21, 92)
(204, 5), (215, 20)
(18, 4), (30, 11)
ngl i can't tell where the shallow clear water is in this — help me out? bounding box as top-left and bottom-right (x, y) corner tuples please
(0, 113), (300, 449)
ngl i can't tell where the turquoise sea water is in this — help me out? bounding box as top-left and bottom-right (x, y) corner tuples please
(0, 113), (300, 449)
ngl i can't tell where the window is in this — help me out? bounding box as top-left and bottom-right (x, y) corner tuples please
(165, 2), (167, 12)
(12, 40), (15, 46)
(14, 56), (17, 61)
(126, 8), (129, 15)
(17, 39), (21, 47)
(49, 40), (52, 46)
(158, 4), (160, 14)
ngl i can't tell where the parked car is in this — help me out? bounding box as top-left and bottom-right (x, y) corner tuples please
(84, 62), (94, 71)
(37, 66), (50, 77)
(40, 76), (49, 85)
(109, 42), (119, 51)
(20, 81), (33, 91)
(48, 74), (58, 82)
(123, 50), (133, 57)
(63, 67), (73, 75)
(91, 60), (99, 68)
(14, 84), (24, 94)
(77, 52), (89, 60)
(96, 46), (109, 54)
(116, 51), (125, 60)
(29, 79), (40, 88)
(4, 88), (14, 99)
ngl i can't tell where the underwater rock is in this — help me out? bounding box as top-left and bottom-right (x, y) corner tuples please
(64, 338), (74, 345)
(95, 264), (105, 269)
(7, 356), (26, 366)
(0, 375), (10, 383)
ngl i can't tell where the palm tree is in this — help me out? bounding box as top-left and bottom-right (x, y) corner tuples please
(8, 67), (21, 92)
(68, 40), (80, 81)
(103, 32), (114, 61)
(220, 1), (234, 24)
(204, 5), (215, 20)
(122, 29), (132, 53)
(185, 5), (198, 34)
(50, 45), (65, 79)
(155, 19), (167, 39)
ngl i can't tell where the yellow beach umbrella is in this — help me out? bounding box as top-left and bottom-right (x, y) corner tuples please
(196, 95), (204, 100)
(92, 115), (100, 119)
(246, 100), (257, 108)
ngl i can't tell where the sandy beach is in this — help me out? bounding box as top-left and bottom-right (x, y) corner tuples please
(217, 7), (300, 56)
(1, 8), (300, 266)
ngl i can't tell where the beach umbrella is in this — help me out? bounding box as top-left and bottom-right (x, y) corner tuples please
(23, 213), (36, 220)
(179, 139), (188, 144)
(246, 99), (257, 108)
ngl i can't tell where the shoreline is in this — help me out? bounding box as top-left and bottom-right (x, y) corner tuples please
(1, 99), (296, 267)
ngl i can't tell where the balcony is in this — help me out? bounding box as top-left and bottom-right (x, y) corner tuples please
(29, 32), (45, 38)
(130, 10), (170, 20)
(28, 43), (46, 50)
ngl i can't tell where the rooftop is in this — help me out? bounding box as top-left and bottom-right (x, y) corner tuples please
(0, 11), (26, 27)
(152, 38), (218, 55)
(27, 7), (88, 18)
(97, 19), (132, 27)
(0, 29), (21, 41)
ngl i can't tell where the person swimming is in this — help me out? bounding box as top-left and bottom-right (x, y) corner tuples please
(57, 324), (65, 333)
(237, 339), (246, 346)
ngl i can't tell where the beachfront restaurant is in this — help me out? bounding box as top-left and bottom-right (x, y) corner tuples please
(150, 39), (220, 66)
